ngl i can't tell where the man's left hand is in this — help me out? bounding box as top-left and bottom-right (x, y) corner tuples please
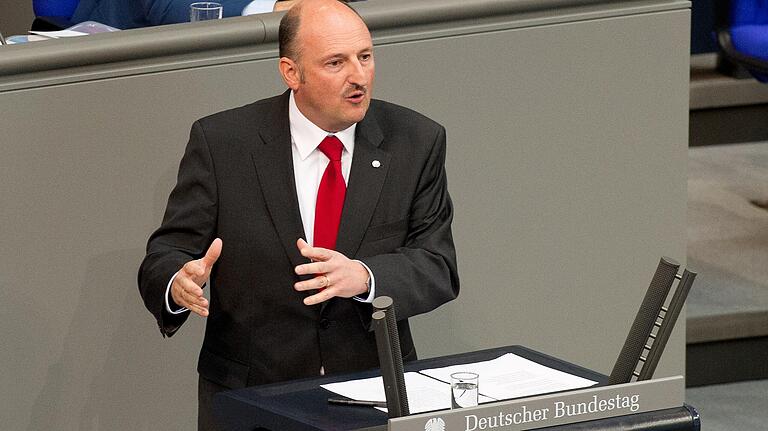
(294, 238), (369, 305)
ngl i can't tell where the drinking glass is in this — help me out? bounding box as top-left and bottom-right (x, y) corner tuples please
(450, 371), (479, 409)
(190, 2), (223, 22)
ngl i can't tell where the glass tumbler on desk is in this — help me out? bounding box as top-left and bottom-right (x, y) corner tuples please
(190, 2), (223, 22)
(451, 372), (479, 409)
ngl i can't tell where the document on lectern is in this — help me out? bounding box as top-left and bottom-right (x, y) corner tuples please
(419, 353), (598, 401)
(321, 353), (597, 414)
(321, 372), (496, 413)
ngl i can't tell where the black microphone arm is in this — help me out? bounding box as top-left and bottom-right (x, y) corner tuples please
(608, 257), (697, 384)
(372, 296), (409, 417)
(609, 257), (679, 384)
(637, 268), (697, 380)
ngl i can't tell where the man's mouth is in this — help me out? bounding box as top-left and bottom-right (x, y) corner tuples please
(345, 90), (366, 103)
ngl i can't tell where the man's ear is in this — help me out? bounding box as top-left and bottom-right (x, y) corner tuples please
(279, 57), (301, 91)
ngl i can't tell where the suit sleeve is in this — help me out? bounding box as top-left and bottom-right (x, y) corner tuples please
(361, 125), (459, 320)
(138, 121), (218, 337)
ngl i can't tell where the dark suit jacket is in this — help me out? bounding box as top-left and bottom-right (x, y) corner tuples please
(138, 91), (459, 389)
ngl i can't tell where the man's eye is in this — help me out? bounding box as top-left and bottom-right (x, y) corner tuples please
(361, 54), (371, 61)
(328, 60), (341, 67)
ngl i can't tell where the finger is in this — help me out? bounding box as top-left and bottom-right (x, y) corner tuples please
(294, 275), (329, 292)
(188, 303), (209, 317)
(181, 290), (208, 309)
(296, 238), (310, 254)
(177, 275), (205, 299)
(294, 261), (329, 276)
(297, 242), (333, 262)
(171, 279), (191, 307)
(303, 288), (334, 306)
(201, 238), (223, 268)
(176, 277), (207, 308)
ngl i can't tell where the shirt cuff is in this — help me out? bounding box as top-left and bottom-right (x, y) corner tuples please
(352, 260), (375, 303)
(242, 0), (278, 15)
(165, 272), (189, 315)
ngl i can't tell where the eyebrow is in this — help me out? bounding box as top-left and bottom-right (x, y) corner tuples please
(321, 48), (372, 61)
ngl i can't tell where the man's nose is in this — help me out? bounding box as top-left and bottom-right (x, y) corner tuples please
(347, 58), (368, 86)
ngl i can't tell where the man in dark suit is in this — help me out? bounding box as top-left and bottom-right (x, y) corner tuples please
(138, 0), (459, 428)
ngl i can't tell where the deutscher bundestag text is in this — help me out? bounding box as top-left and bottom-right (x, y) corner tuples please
(464, 394), (640, 430)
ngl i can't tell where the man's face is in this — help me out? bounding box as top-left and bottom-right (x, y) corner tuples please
(289, 4), (375, 132)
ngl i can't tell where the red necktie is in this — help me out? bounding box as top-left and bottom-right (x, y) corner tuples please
(313, 136), (346, 250)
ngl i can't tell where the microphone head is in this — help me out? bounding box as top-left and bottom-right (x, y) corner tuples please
(373, 295), (394, 312)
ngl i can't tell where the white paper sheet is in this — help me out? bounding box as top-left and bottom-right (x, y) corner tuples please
(419, 353), (598, 401)
(321, 372), (495, 414)
(29, 30), (88, 39)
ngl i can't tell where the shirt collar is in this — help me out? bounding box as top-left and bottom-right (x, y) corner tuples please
(289, 91), (356, 161)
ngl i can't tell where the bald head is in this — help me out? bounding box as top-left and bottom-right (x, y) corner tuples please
(278, 0), (366, 60)
(277, 0), (374, 131)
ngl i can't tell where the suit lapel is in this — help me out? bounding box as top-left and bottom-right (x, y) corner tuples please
(321, 107), (389, 315)
(251, 92), (308, 271)
(335, 108), (390, 260)
(251, 95), (389, 315)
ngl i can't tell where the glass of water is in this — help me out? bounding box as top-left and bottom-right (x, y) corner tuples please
(451, 371), (479, 409)
(190, 2), (223, 22)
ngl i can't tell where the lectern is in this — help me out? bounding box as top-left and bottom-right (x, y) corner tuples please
(213, 346), (699, 431)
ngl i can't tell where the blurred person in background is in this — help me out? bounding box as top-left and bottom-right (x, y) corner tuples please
(33, 0), (296, 30)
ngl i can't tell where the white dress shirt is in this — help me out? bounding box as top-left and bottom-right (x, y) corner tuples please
(165, 91), (375, 314)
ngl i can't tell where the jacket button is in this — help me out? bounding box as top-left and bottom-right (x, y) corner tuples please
(319, 318), (331, 330)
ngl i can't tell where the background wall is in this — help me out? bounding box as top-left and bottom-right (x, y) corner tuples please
(0, 1), (690, 429)
(0, 0), (34, 36)
(399, 10), (690, 373)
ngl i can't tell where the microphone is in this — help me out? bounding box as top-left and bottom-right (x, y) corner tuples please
(637, 268), (697, 380)
(372, 296), (409, 417)
(608, 257), (679, 384)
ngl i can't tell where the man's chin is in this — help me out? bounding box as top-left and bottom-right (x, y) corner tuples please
(351, 99), (371, 116)
(343, 105), (369, 125)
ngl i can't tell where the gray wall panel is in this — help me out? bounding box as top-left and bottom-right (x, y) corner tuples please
(0, 0), (34, 37)
(376, 10), (690, 375)
(0, 1), (689, 429)
(1, 61), (284, 430)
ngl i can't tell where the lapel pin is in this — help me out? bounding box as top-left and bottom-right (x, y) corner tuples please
(372, 160), (381, 168)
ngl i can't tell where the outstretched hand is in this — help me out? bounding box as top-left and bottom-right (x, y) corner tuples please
(170, 238), (222, 317)
(294, 239), (369, 306)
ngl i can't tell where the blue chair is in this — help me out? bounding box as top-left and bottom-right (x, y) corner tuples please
(32, 0), (80, 30)
(33, 0), (80, 18)
(716, 0), (768, 82)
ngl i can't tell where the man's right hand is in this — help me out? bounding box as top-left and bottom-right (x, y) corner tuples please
(171, 238), (222, 317)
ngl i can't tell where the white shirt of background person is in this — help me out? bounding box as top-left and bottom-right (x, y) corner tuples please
(242, 0), (279, 15)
